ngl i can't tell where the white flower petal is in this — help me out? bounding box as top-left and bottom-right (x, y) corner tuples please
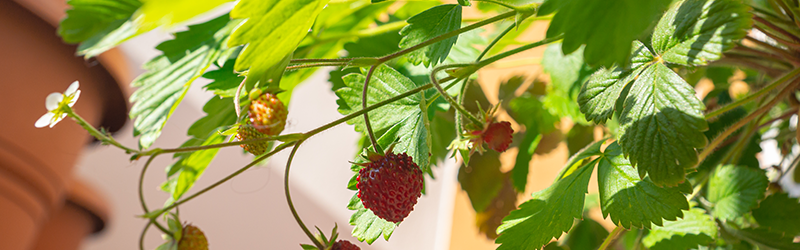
(35, 113), (54, 128)
(65, 81), (79, 96)
(45, 93), (63, 110)
(68, 90), (81, 107)
(49, 113), (68, 128)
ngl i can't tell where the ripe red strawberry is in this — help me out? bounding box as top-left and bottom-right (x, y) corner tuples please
(236, 123), (270, 155)
(178, 224), (208, 250)
(357, 152), (424, 223)
(331, 240), (360, 250)
(248, 92), (287, 136)
(482, 121), (513, 152)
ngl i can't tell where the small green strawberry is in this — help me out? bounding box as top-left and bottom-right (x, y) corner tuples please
(236, 122), (271, 155)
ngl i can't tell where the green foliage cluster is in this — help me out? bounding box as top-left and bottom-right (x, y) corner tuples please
(56, 0), (800, 249)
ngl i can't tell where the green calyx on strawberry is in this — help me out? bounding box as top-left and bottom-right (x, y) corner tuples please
(178, 224), (209, 250)
(300, 224), (361, 250)
(452, 104), (515, 155)
(355, 145), (424, 223)
(248, 91), (287, 136)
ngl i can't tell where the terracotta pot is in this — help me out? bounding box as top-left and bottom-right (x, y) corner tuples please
(31, 180), (110, 250)
(0, 1), (128, 249)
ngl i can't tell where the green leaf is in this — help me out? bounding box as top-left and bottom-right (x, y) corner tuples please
(566, 124), (594, 156)
(495, 162), (594, 250)
(652, 0), (752, 66)
(542, 44), (593, 125)
(58, 0), (141, 43)
(203, 58), (245, 98)
(577, 41), (653, 124)
(335, 65), (432, 175)
(300, 244), (317, 250)
(129, 14), (239, 149)
(228, 0), (328, 87)
(707, 165), (769, 221)
(347, 194), (397, 244)
(617, 47), (709, 187)
(458, 150), (505, 212)
(598, 142), (690, 229)
(510, 131), (541, 192)
(164, 97), (237, 200)
(564, 218), (609, 250)
(59, 0), (231, 58)
(752, 193), (800, 236)
(557, 139), (606, 180)
(137, 0), (232, 30)
(506, 93), (555, 192)
(726, 226), (800, 250)
(540, 0), (671, 67)
(399, 4), (462, 67)
(642, 208), (718, 250)
(58, 0), (142, 58)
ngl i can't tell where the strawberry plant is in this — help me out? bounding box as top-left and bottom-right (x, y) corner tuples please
(42, 0), (800, 249)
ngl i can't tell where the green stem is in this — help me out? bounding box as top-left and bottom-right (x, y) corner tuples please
(779, 152), (800, 182)
(286, 62), (349, 70)
(378, 11), (516, 63)
(456, 22), (518, 136)
(697, 76), (800, 166)
(139, 155), (159, 213)
(753, 16), (800, 48)
(303, 76), (455, 137)
(744, 36), (800, 64)
(430, 64), (483, 125)
(150, 141), (298, 218)
(294, 21), (407, 56)
(283, 141), (324, 249)
(687, 171), (711, 202)
(475, 34), (563, 68)
(290, 58), (355, 64)
(362, 66), (383, 153)
(140, 220), (152, 250)
(471, 0), (518, 10)
(598, 226), (627, 250)
(68, 110), (138, 153)
(705, 66), (800, 120)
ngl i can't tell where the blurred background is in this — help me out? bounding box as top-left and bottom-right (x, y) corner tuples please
(2, 0), (800, 250)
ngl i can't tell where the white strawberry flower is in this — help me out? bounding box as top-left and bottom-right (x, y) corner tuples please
(35, 81), (81, 128)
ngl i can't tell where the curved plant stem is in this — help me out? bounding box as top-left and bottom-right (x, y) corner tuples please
(698, 77), (800, 166)
(68, 110), (138, 153)
(705, 66), (800, 120)
(378, 10), (516, 63)
(779, 152), (800, 182)
(303, 76), (455, 137)
(456, 22), (518, 135)
(150, 141), (298, 218)
(137, 153), (171, 235)
(474, 34), (564, 68)
(471, 0), (518, 9)
(744, 37), (800, 64)
(286, 62), (349, 70)
(140, 220), (153, 250)
(139, 154), (159, 214)
(430, 64), (483, 125)
(362, 66), (383, 153)
(290, 58), (356, 64)
(142, 76), (460, 219)
(598, 225), (627, 250)
(754, 16), (800, 44)
(283, 141), (324, 249)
